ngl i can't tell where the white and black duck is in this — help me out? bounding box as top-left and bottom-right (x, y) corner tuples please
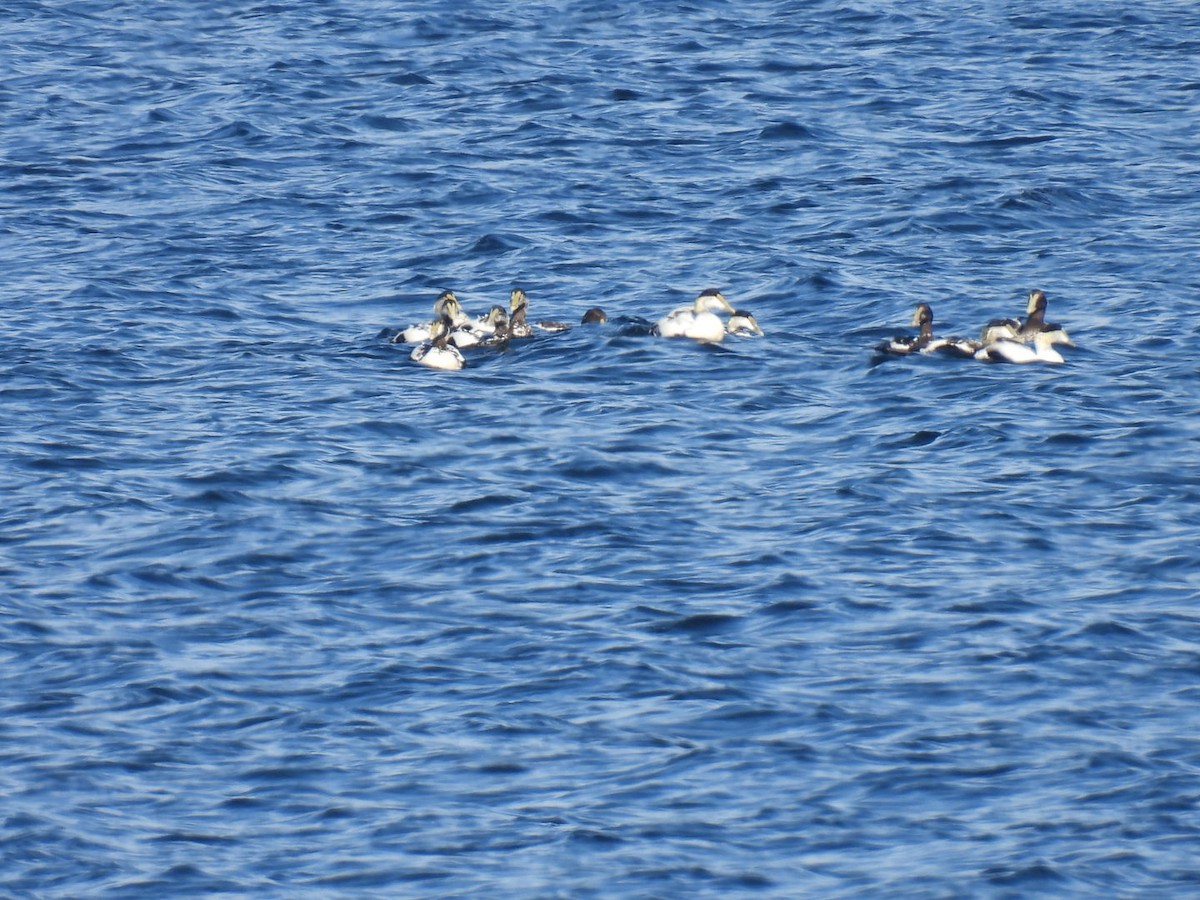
(410, 315), (466, 370)
(726, 309), (764, 337)
(450, 304), (509, 348)
(653, 288), (737, 343)
(509, 288), (571, 335)
(979, 289), (1070, 345)
(875, 302), (935, 356)
(976, 324), (1075, 364)
(876, 303), (983, 358)
(394, 290), (469, 344)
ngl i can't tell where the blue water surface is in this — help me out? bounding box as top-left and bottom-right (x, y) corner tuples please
(4, 1), (1200, 895)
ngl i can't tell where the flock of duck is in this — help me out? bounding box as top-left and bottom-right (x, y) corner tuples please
(874, 288), (1075, 364)
(387, 286), (1072, 370)
(388, 287), (763, 370)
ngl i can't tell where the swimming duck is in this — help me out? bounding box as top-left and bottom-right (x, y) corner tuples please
(475, 306), (513, 347)
(450, 305), (509, 348)
(581, 307), (608, 325)
(875, 303), (981, 357)
(508, 291), (534, 338)
(980, 289), (1059, 344)
(508, 288), (570, 334)
(976, 325), (1075, 364)
(394, 290), (468, 344)
(875, 303), (935, 355)
(654, 288), (737, 343)
(726, 309), (764, 337)
(410, 316), (465, 370)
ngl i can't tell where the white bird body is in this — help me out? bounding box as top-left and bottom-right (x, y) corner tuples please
(410, 317), (465, 370)
(978, 339), (1041, 363)
(977, 326), (1073, 364)
(398, 322), (433, 343)
(686, 310), (727, 342)
(411, 343), (465, 369)
(449, 329), (482, 349)
(923, 336), (982, 357)
(655, 305), (695, 338)
(655, 289), (737, 343)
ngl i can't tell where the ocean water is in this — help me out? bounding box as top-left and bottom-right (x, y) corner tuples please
(4, 0), (1200, 895)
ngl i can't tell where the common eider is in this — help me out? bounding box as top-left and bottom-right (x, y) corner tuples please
(875, 303), (935, 356)
(979, 289), (1067, 344)
(508, 288), (570, 335)
(394, 290), (468, 344)
(450, 305), (509, 348)
(726, 310), (764, 337)
(410, 316), (465, 370)
(654, 288), (737, 343)
(976, 325), (1074, 364)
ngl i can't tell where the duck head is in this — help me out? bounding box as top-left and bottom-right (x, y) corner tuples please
(694, 288), (736, 314)
(911, 302), (933, 335)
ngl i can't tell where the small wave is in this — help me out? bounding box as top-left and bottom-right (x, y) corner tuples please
(758, 120), (821, 141)
(650, 612), (742, 635)
(387, 72), (434, 86)
(966, 133), (1057, 149)
(201, 120), (273, 144)
(469, 233), (528, 255)
(357, 113), (414, 133)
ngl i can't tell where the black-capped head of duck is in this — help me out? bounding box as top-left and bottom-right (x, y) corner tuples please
(433, 290), (467, 325)
(695, 288), (736, 314)
(727, 310), (764, 336)
(483, 304), (508, 327)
